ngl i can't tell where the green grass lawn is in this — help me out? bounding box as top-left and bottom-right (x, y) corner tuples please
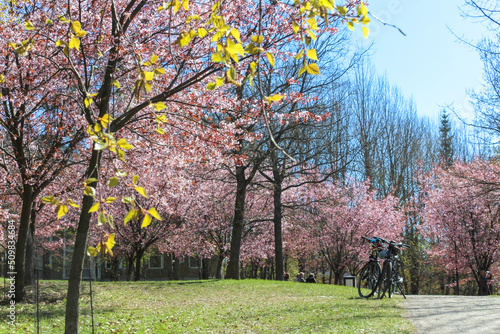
(1, 279), (414, 333)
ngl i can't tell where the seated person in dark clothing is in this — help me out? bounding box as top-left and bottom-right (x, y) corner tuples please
(306, 273), (316, 283)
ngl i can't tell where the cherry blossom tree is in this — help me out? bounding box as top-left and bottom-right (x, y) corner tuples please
(422, 160), (500, 293)
(0, 0), (372, 331)
(288, 177), (404, 283)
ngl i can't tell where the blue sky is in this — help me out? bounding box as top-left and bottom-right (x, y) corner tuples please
(355, 0), (491, 122)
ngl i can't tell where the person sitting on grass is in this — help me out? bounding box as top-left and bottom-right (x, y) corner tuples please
(293, 272), (306, 283)
(306, 273), (316, 283)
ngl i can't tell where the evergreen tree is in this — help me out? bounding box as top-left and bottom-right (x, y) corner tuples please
(439, 111), (454, 168)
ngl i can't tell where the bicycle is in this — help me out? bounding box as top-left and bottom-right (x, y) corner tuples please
(377, 239), (409, 299)
(358, 236), (385, 298)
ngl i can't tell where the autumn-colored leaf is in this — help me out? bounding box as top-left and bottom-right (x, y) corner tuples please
(88, 202), (100, 213)
(135, 186), (148, 198)
(141, 214), (152, 228)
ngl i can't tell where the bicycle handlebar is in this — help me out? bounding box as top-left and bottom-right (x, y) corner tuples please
(361, 236), (410, 249)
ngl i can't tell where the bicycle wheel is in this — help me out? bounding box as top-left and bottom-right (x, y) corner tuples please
(358, 261), (381, 298)
(378, 261), (392, 299)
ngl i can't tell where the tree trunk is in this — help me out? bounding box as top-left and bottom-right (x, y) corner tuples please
(226, 165), (247, 279)
(127, 257), (135, 281)
(216, 254), (224, 279)
(13, 184), (34, 302)
(272, 173), (284, 281)
(173, 255), (180, 280)
(134, 251), (143, 281)
(202, 258), (210, 279)
(64, 149), (101, 334)
(24, 218), (35, 286)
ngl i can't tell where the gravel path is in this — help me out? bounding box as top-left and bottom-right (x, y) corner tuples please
(403, 295), (500, 334)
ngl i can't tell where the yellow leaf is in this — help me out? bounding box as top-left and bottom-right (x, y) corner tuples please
(100, 114), (110, 128)
(359, 3), (369, 16)
(306, 29), (317, 41)
(84, 97), (92, 108)
(156, 114), (167, 123)
(251, 35), (264, 44)
(117, 138), (134, 150)
(84, 186), (96, 197)
(56, 40), (66, 47)
(306, 18), (318, 30)
(108, 214), (114, 228)
(42, 196), (55, 204)
(155, 67), (166, 75)
(337, 6), (348, 16)
(144, 82), (152, 92)
(362, 26), (370, 39)
(207, 82), (217, 90)
(269, 94), (284, 102)
(182, 0), (189, 11)
(98, 212), (107, 225)
(155, 101), (166, 111)
(306, 49), (318, 60)
(57, 204), (68, 219)
(151, 54), (158, 64)
(124, 209), (137, 225)
(144, 71), (154, 81)
(298, 64), (307, 78)
(71, 21), (82, 34)
(148, 207), (162, 221)
(88, 202), (100, 213)
(198, 28), (207, 38)
(306, 63), (321, 75)
(68, 36), (80, 50)
(156, 127), (165, 134)
(141, 214), (152, 228)
(361, 15), (370, 25)
(67, 199), (80, 208)
(212, 52), (224, 63)
(87, 246), (98, 257)
(24, 21), (35, 30)
(75, 30), (88, 38)
(105, 197), (117, 203)
(173, 0), (181, 13)
(292, 21), (300, 34)
(230, 28), (241, 43)
(108, 177), (119, 187)
(266, 52), (275, 67)
(135, 186), (148, 198)
(133, 175), (139, 185)
(347, 21), (354, 31)
(294, 49), (304, 60)
(107, 233), (116, 249)
(116, 170), (127, 177)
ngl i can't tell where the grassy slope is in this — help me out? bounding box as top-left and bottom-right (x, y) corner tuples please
(1, 279), (414, 333)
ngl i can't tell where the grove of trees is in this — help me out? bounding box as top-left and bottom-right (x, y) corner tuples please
(1, 0), (500, 333)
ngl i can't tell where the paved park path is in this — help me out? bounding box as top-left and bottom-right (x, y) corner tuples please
(402, 295), (500, 334)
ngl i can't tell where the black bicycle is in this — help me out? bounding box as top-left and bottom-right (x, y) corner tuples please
(377, 239), (409, 299)
(358, 236), (385, 298)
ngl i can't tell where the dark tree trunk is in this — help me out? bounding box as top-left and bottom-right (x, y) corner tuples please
(173, 256), (180, 280)
(272, 171), (284, 281)
(14, 184), (34, 302)
(165, 255), (173, 280)
(216, 254), (224, 279)
(202, 258), (210, 279)
(226, 166), (247, 279)
(24, 214), (36, 286)
(134, 251), (143, 281)
(127, 257), (135, 281)
(64, 149), (102, 334)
